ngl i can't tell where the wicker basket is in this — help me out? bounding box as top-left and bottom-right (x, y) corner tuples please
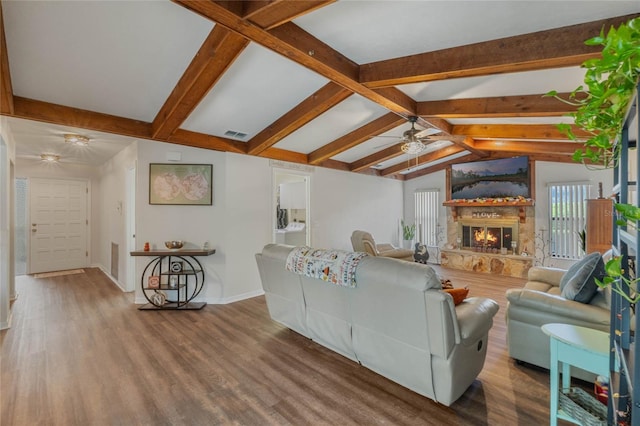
(559, 387), (607, 426)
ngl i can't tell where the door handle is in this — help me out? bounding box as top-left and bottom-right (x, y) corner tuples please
(31, 229), (37, 233)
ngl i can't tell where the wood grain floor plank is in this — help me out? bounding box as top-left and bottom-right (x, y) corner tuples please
(1, 266), (582, 425)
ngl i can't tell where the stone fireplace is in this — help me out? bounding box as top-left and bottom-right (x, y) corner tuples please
(441, 202), (535, 278)
(458, 217), (519, 253)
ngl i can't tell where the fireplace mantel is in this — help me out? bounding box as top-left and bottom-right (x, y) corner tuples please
(443, 200), (535, 223)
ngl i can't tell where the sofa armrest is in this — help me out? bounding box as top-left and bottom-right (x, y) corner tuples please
(527, 266), (566, 287)
(376, 243), (395, 252)
(506, 288), (609, 325)
(379, 248), (414, 259)
(455, 297), (499, 345)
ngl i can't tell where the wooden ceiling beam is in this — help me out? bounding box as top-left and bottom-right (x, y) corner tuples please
(452, 124), (591, 140)
(402, 151), (585, 180)
(168, 129), (246, 153)
(349, 143), (403, 172)
(10, 97), (249, 154)
(242, 1), (336, 30)
(403, 153), (477, 180)
(0, 4), (14, 115)
(417, 93), (577, 118)
(380, 145), (467, 177)
(442, 135), (487, 158)
(12, 97), (152, 139)
(527, 153), (588, 164)
(360, 14), (640, 88)
(151, 26), (248, 140)
(247, 82), (352, 155)
(473, 140), (581, 155)
(308, 112), (405, 165)
(173, 1), (417, 117)
(257, 147), (308, 164)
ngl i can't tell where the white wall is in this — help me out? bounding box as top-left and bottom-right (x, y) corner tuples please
(128, 142), (405, 303)
(94, 142), (138, 290)
(223, 153), (272, 301)
(534, 161), (612, 268)
(133, 140), (228, 303)
(403, 169), (447, 245)
(311, 167), (404, 250)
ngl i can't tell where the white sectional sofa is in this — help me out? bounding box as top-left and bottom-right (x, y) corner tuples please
(255, 243), (500, 406)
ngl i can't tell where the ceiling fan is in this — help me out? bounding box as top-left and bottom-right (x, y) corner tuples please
(373, 116), (442, 152)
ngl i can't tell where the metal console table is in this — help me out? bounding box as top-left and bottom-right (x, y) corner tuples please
(130, 248), (216, 310)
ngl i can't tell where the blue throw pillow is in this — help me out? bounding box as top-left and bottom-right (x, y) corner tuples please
(560, 252), (605, 304)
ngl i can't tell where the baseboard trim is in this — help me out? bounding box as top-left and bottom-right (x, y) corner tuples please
(134, 289), (265, 306)
(93, 264), (126, 292)
(209, 289), (265, 305)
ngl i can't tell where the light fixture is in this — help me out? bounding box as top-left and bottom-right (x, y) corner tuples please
(64, 133), (90, 146)
(41, 153), (60, 163)
(400, 116), (427, 155)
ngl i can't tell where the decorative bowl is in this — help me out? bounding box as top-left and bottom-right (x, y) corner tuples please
(165, 240), (184, 250)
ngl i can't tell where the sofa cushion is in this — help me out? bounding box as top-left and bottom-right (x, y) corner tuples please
(560, 252), (604, 304)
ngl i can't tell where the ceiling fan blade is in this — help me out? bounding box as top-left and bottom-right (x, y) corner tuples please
(373, 140), (399, 149)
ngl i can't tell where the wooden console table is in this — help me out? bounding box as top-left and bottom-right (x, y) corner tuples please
(130, 248), (216, 311)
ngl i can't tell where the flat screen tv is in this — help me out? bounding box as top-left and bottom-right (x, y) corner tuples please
(450, 156), (530, 200)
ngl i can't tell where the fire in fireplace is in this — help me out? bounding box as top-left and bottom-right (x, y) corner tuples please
(458, 219), (518, 253)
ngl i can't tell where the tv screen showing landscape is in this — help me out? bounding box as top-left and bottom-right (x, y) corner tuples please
(450, 156), (530, 200)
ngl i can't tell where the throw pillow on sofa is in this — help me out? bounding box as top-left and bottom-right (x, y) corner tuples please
(444, 287), (469, 305)
(560, 252), (605, 304)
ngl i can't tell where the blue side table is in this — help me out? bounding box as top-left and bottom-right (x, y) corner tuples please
(541, 323), (609, 426)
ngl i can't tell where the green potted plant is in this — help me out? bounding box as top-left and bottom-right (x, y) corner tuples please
(549, 16), (640, 302)
(401, 220), (416, 249)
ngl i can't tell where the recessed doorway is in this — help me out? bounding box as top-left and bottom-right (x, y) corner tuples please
(273, 169), (310, 247)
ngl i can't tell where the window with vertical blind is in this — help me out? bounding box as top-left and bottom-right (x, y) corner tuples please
(549, 183), (591, 259)
(414, 189), (439, 246)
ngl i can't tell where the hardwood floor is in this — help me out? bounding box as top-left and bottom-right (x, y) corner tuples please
(1, 266), (572, 425)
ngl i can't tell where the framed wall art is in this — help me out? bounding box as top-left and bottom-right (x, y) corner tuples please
(149, 163), (213, 205)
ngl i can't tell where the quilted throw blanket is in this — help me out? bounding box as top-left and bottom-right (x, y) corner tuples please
(285, 246), (367, 287)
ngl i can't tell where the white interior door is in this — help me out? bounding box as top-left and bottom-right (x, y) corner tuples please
(29, 178), (88, 274)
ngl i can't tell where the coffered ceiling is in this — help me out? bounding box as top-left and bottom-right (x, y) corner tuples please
(1, 1), (639, 178)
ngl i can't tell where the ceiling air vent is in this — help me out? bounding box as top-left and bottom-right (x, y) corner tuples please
(224, 130), (248, 140)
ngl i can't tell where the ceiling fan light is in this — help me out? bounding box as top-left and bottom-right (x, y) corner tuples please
(64, 133), (90, 146)
(40, 153), (60, 163)
(401, 141), (426, 155)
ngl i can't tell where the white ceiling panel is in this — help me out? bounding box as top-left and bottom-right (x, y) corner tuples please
(330, 123), (406, 163)
(182, 43), (328, 140)
(274, 95), (389, 154)
(398, 67), (586, 101)
(294, 1), (640, 64)
(3, 1), (213, 122)
(7, 117), (135, 166)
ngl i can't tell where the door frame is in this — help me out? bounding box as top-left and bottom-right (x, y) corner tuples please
(126, 166), (137, 292)
(272, 168), (311, 246)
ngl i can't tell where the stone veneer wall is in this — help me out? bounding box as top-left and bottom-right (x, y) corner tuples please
(441, 249), (533, 278)
(443, 205), (535, 277)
